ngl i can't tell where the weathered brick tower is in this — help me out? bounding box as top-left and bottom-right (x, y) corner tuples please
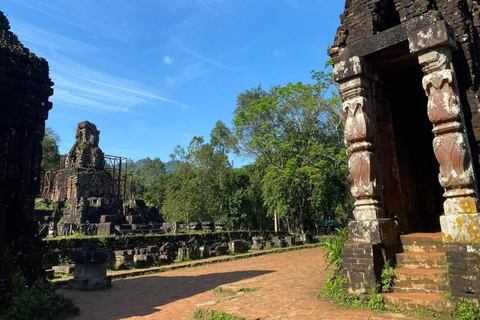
(329, 0), (480, 310)
(52, 121), (120, 235)
(0, 10), (53, 304)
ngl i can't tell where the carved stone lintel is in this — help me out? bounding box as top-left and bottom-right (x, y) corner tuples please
(419, 47), (480, 218)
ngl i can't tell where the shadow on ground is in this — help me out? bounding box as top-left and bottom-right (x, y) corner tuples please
(58, 270), (274, 320)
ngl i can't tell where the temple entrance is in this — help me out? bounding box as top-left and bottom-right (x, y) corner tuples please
(379, 57), (444, 233)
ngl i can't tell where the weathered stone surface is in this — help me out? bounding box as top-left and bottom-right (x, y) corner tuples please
(446, 243), (480, 303)
(441, 213), (480, 243)
(69, 243), (111, 290)
(348, 219), (396, 245)
(0, 9), (53, 302)
(408, 20), (457, 53)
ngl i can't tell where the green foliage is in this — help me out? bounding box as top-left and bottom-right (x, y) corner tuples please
(321, 276), (366, 309)
(2, 273), (78, 320)
(192, 309), (246, 320)
(233, 70), (350, 233)
(368, 287), (386, 311)
(321, 228), (348, 274)
(239, 287), (259, 293)
(381, 267), (395, 293)
(40, 127), (61, 189)
(449, 299), (480, 320)
(213, 286), (237, 297)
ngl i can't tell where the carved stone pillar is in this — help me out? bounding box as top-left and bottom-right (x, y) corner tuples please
(341, 77), (384, 221)
(334, 56), (395, 294)
(419, 47), (480, 243)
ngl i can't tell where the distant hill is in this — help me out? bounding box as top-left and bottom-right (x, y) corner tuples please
(134, 158), (178, 174)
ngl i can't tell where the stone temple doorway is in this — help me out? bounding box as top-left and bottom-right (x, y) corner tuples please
(373, 45), (445, 233)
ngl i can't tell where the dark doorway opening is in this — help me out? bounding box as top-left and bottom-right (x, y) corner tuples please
(382, 64), (444, 232)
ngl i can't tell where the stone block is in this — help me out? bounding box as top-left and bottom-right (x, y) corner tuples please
(348, 219), (396, 245)
(97, 222), (115, 235)
(408, 20), (457, 54)
(214, 245), (229, 256)
(199, 246), (211, 258)
(285, 236), (296, 246)
(52, 264), (75, 275)
(252, 236), (264, 250)
(127, 215), (144, 224)
(440, 213), (480, 244)
(228, 240), (248, 253)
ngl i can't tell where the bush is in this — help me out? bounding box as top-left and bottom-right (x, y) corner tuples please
(449, 298), (480, 320)
(381, 267), (395, 293)
(192, 309), (245, 320)
(321, 228), (348, 274)
(2, 273), (79, 320)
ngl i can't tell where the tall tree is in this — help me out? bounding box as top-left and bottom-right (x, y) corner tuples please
(40, 127), (61, 193)
(233, 70), (350, 233)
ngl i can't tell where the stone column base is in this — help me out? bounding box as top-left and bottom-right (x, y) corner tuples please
(348, 219), (396, 245)
(342, 243), (385, 294)
(440, 213), (480, 243)
(446, 243), (480, 303)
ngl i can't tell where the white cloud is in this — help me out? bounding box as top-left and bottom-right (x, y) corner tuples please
(173, 37), (237, 71)
(49, 56), (187, 113)
(163, 55), (174, 64)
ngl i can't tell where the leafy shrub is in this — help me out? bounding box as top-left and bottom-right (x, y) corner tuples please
(381, 267), (395, 293)
(368, 287), (386, 311)
(192, 309), (245, 320)
(213, 286), (237, 297)
(2, 273), (79, 320)
(321, 228), (348, 274)
(449, 298), (480, 320)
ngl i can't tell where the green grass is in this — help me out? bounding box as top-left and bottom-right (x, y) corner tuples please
(192, 309), (246, 320)
(238, 287), (259, 293)
(213, 286), (237, 297)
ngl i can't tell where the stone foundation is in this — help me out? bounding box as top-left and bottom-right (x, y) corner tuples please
(342, 243), (389, 294)
(446, 243), (480, 303)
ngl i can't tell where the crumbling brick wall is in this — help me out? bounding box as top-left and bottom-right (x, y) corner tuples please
(332, 0), (480, 144)
(0, 9), (53, 303)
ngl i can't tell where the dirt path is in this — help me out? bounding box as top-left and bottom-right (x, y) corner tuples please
(59, 248), (420, 320)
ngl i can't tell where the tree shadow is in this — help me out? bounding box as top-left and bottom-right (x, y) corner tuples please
(59, 270), (274, 320)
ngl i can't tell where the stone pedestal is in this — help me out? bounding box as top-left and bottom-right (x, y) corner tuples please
(252, 237), (264, 250)
(229, 240), (248, 253)
(69, 245), (111, 290)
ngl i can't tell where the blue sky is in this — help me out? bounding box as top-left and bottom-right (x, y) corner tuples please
(1, 0), (344, 164)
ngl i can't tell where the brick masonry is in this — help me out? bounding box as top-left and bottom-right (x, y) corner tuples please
(446, 243), (480, 302)
(0, 9), (53, 305)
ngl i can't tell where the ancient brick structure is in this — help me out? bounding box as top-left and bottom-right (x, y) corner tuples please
(329, 0), (480, 306)
(50, 121), (120, 234)
(46, 121), (164, 236)
(0, 10), (54, 302)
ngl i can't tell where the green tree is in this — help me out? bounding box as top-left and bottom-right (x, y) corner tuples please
(40, 127), (61, 193)
(233, 70), (350, 233)
(134, 157), (168, 207)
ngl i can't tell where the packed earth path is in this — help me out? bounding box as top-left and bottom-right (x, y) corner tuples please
(59, 248), (425, 320)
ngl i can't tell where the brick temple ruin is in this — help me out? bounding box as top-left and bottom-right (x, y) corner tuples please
(0, 10), (53, 303)
(329, 0), (480, 309)
(40, 121), (164, 236)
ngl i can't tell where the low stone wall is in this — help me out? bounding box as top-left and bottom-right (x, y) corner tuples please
(42, 231), (287, 268)
(446, 243), (480, 303)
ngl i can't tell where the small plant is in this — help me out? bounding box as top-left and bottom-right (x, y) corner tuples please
(321, 228), (348, 275)
(213, 286), (237, 297)
(381, 266), (395, 293)
(414, 6), (423, 17)
(239, 287), (259, 293)
(449, 298), (480, 320)
(2, 273), (79, 320)
(368, 287), (386, 311)
(191, 309), (246, 320)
